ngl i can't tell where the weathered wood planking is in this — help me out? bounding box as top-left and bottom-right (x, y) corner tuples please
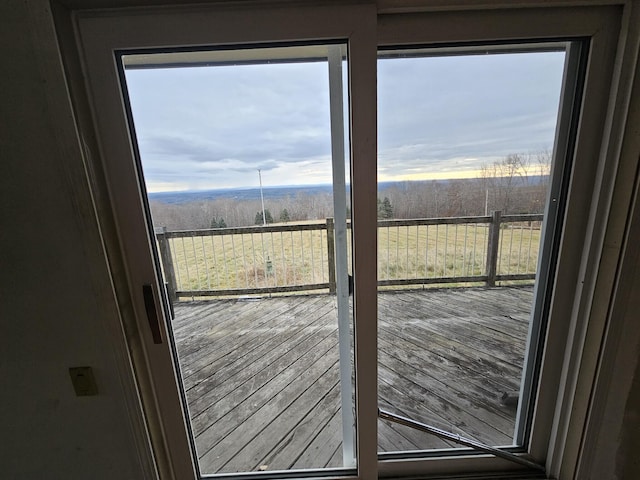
(171, 286), (534, 474)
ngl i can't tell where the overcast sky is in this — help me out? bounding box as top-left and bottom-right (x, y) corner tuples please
(124, 49), (565, 193)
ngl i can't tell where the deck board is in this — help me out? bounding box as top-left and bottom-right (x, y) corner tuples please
(172, 285), (534, 475)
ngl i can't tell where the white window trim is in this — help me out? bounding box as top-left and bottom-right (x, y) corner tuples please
(60, 1), (640, 479)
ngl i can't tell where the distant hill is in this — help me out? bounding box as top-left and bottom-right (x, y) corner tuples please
(148, 184), (335, 205)
(146, 181), (448, 205)
(148, 177), (548, 205)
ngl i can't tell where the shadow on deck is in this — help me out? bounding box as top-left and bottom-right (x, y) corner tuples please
(171, 285), (533, 475)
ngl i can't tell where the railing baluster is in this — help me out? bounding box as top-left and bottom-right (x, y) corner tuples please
(453, 224), (458, 277)
(405, 226), (410, 278)
(241, 233), (248, 288)
(231, 233), (238, 289)
(310, 230), (316, 284)
(517, 225), (524, 274)
(507, 224), (514, 276)
(281, 231), (286, 285)
(526, 222), (534, 273)
(415, 225), (419, 279)
(377, 224), (381, 280)
(443, 224), (448, 277)
(270, 231), (277, 286)
(290, 230), (295, 285)
(472, 224), (478, 276)
(192, 237), (202, 289)
(498, 221), (504, 275)
(386, 224), (390, 281)
(221, 235), (229, 289)
(395, 225), (400, 280)
(259, 230), (266, 287)
(463, 224), (468, 276)
(300, 230), (304, 286)
(251, 233), (257, 287)
(320, 229), (326, 284)
(504, 227), (509, 276)
(212, 235), (220, 288)
(181, 237), (190, 291)
(425, 224), (430, 278)
(201, 236), (210, 290)
(434, 224), (439, 278)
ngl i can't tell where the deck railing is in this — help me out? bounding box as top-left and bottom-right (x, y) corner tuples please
(156, 211), (543, 299)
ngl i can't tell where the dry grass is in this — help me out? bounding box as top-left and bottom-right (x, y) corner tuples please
(166, 229), (329, 292)
(162, 222), (541, 293)
(378, 223), (541, 280)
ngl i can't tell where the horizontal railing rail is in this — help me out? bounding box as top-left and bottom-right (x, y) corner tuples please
(155, 211), (543, 299)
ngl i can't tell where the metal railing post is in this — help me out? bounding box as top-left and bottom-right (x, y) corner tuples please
(486, 210), (502, 287)
(156, 226), (178, 301)
(326, 217), (336, 293)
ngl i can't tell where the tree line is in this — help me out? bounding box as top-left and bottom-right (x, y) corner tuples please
(149, 151), (551, 231)
(380, 151), (550, 219)
(149, 190), (334, 231)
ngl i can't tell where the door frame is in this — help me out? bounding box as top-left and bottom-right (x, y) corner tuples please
(63, 1), (639, 479)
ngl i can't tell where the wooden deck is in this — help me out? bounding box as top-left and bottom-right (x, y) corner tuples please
(172, 286), (533, 475)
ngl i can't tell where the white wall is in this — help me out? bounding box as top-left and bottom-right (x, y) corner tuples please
(0, 1), (147, 478)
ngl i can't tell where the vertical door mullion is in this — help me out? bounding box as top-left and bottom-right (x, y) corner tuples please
(328, 45), (355, 467)
(347, 6), (379, 480)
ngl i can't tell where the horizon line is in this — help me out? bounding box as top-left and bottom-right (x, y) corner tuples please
(147, 173), (549, 195)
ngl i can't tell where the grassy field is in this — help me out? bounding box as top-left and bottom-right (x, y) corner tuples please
(161, 221), (541, 294)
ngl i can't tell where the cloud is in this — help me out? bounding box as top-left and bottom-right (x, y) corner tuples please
(127, 60), (333, 189)
(126, 49), (565, 191)
(375, 51), (565, 180)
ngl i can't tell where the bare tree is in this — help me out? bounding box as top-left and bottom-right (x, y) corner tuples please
(149, 152), (553, 232)
(529, 150), (552, 214)
(480, 154), (529, 214)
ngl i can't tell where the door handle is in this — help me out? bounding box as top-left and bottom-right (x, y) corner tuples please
(142, 284), (163, 344)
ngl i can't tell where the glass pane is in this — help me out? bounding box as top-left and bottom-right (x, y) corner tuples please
(376, 47), (566, 452)
(121, 44), (355, 475)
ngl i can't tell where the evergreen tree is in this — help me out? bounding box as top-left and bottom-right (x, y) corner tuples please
(377, 196), (393, 219)
(255, 209), (274, 225)
(211, 217), (227, 228)
(279, 208), (291, 223)
(382, 197), (393, 218)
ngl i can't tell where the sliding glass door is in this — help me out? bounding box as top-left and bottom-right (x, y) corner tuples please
(74, 3), (622, 479)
